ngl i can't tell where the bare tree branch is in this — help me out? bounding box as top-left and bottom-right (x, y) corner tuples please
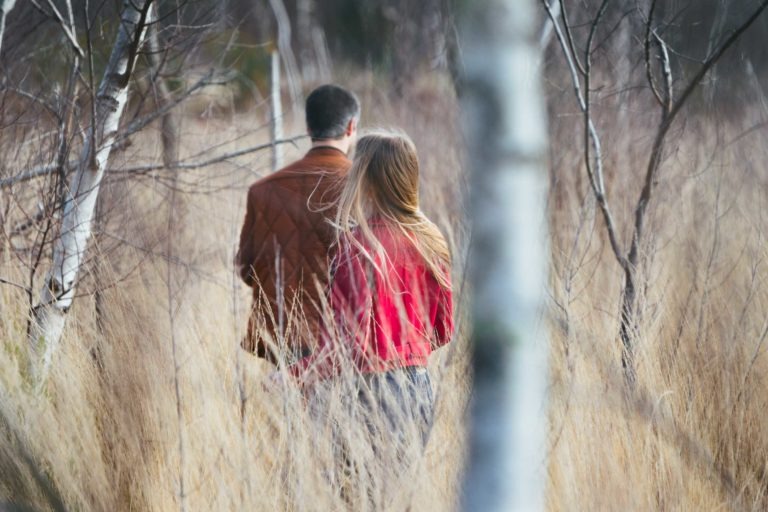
(0, 164), (61, 188)
(538, 0), (560, 48)
(658, 34), (673, 114)
(28, 0), (85, 57)
(542, 0), (627, 270)
(629, 0), (768, 271)
(557, 0), (586, 76)
(110, 135), (307, 176)
(29, 0), (156, 387)
(114, 68), (219, 145)
(584, 0), (611, 192)
(644, 0), (665, 108)
(545, 0), (768, 384)
(0, 86), (61, 120)
(1, 133), (307, 189)
(0, 275), (28, 291)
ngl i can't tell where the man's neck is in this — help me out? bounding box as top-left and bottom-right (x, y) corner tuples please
(311, 138), (349, 155)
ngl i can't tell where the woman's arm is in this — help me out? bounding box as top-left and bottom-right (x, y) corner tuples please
(288, 245), (373, 385)
(432, 271), (454, 348)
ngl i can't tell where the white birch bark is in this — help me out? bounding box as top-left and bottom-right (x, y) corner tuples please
(538, 0), (560, 50)
(460, 0), (550, 510)
(296, 0), (316, 82)
(705, 0), (729, 103)
(311, 27), (332, 82)
(270, 50), (284, 172)
(267, 0), (302, 113)
(29, 0), (154, 386)
(0, 0), (17, 57)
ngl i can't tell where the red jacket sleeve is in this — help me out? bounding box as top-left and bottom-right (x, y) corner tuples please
(288, 245), (372, 385)
(432, 269), (454, 348)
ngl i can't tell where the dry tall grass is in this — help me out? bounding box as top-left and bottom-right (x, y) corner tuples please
(0, 74), (468, 511)
(547, 84), (768, 510)
(2, 67), (768, 511)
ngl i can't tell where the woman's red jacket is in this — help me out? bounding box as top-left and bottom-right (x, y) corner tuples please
(288, 223), (454, 383)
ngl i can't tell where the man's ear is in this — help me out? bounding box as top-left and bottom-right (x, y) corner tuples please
(346, 117), (357, 136)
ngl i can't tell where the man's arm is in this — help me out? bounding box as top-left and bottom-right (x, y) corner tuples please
(236, 186), (259, 286)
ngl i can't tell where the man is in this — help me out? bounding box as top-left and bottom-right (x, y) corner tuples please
(236, 84), (360, 363)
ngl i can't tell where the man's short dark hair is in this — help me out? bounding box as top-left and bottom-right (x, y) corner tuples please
(305, 85), (360, 141)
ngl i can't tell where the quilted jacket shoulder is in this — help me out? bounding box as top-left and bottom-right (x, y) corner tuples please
(237, 147), (351, 360)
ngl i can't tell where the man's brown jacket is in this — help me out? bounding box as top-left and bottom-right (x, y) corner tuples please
(236, 146), (351, 362)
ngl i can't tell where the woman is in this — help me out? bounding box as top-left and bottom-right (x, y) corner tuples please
(287, 129), (454, 442)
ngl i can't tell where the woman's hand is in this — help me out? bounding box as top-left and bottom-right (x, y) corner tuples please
(262, 370), (289, 392)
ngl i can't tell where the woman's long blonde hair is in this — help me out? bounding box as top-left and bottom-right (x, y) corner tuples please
(334, 129), (451, 288)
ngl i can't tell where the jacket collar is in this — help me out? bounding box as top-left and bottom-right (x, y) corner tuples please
(307, 145), (347, 155)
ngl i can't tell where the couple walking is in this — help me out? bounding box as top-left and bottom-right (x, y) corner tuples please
(236, 84), (453, 443)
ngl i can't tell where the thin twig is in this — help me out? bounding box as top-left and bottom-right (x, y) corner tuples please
(557, 0), (586, 76)
(110, 135), (307, 176)
(643, 0), (665, 108)
(657, 34), (673, 114)
(628, 0), (768, 269)
(0, 134), (306, 188)
(538, 0), (561, 49)
(542, 0), (627, 269)
(584, 0), (611, 194)
(29, 0), (85, 57)
(0, 276), (29, 291)
(0, 86), (61, 120)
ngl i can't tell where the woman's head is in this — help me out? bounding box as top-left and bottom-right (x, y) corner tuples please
(335, 129), (451, 286)
(353, 131), (420, 218)
(336, 130), (421, 227)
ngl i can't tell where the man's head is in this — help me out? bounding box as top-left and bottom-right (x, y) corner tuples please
(305, 85), (360, 152)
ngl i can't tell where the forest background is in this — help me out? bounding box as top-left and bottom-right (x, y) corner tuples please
(2, 0), (768, 510)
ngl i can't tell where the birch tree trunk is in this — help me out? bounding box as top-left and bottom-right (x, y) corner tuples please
(29, 0), (154, 386)
(296, 0), (316, 83)
(460, 0), (550, 510)
(0, 0), (17, 57)
(267, 0), (302, 113)
(270, 50), (284, 172)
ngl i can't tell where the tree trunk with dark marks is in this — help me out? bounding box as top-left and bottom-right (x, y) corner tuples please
(29, 0), (154, 387)
(460, 0), (550, 510)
